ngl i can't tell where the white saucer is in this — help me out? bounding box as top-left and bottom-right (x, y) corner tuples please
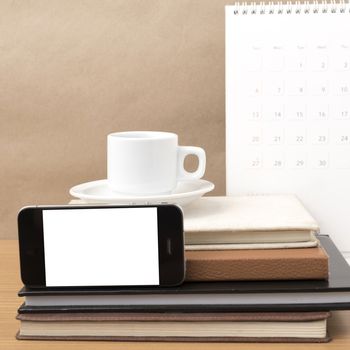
(69, 179), (214, 207)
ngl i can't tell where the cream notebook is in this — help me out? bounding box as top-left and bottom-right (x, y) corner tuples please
(183, 195), (318, 248)
(70, 195), (319, 249)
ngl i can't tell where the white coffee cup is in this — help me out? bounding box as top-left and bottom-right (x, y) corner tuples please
(107, 131), (206, 195)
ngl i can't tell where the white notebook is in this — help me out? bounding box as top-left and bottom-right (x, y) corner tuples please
(226, 2), (350, 254)
(70, 196), (319, 249)
(183, 195), (318, 247)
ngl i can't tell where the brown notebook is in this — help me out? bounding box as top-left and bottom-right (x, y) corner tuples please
(185, 246), (329, 282)
(16, 312), (331, 343)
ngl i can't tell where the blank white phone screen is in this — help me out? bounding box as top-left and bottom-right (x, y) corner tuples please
(42, 208), (159, 287)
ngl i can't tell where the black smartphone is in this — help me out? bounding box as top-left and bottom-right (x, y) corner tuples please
(18, 204), (184, 288)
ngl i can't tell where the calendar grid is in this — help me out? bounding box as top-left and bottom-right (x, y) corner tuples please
(226, 2), (350, 252)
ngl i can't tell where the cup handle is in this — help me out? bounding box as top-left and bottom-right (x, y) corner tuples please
(177, 146), (206, 181)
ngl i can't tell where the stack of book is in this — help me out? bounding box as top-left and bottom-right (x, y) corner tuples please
(184, 195), (327, 282)
(16, 195), (350, 342)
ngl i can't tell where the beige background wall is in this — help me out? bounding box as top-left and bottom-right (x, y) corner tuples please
(0, 0), (228, 238)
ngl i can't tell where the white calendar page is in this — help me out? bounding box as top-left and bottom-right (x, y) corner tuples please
(225, 4), (350, 254)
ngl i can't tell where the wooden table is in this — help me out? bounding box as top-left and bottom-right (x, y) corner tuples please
(2, 240), (350, 349)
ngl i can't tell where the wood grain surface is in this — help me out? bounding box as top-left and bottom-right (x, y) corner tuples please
(2, 240), (350, 349)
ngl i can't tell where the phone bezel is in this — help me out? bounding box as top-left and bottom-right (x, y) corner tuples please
(18, 204), (184, 288)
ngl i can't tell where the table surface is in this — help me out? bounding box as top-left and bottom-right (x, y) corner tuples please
(2, 240), (350, 350)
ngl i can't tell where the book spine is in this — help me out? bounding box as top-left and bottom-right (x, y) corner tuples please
(185, 251), (329, 282)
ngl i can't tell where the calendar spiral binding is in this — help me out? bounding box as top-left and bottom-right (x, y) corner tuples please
(232, 1), (349, 15)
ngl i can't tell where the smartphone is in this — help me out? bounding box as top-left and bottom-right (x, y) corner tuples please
(18, 204), (184, 288)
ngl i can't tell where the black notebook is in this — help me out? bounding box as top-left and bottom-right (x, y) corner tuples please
(18, 236), (350, 313)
